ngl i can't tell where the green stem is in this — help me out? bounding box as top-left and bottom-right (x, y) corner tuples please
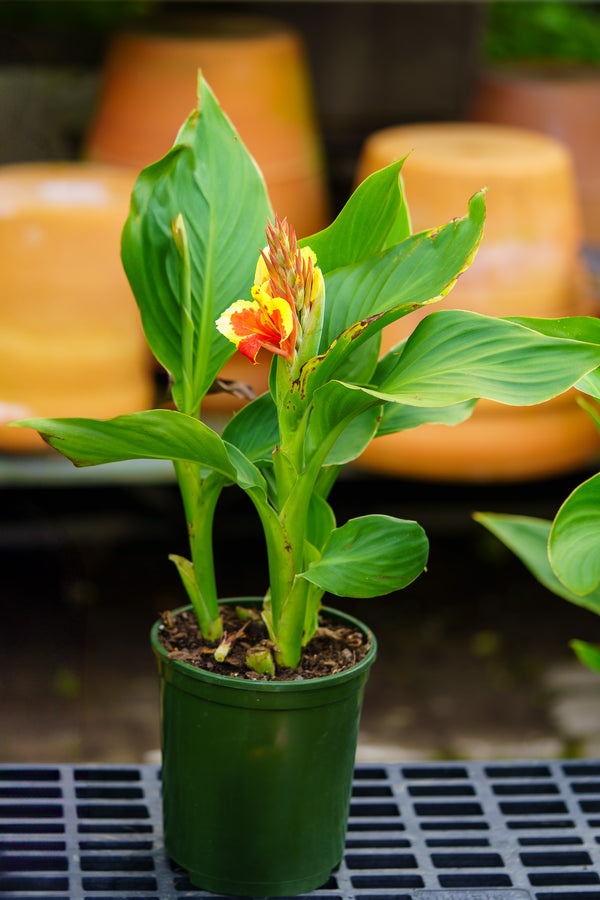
(173, 460), (223, 639)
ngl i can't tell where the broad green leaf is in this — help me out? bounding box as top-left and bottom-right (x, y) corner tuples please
(16, 410), (237, 479)
(300, 160), (409, 273)
(321, 190), (486, 356)
(549, 473), (600, 596)
(305, 380), (383, 465)
(376, 399), (477, 436)
(121, 74), (272, 413)
(570, 640), (600, 676)
(306, 493), (336, 552)
(221, 391), (279, 463)
(300, 514), (429, 597)
(376, 310), (600, 406)
(325, 405), (383, 465)
(474, 512), (600, 615)
(577, 369), (600, 401)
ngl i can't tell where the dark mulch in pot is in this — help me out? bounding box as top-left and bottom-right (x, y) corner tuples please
(157, 604), (371, 681)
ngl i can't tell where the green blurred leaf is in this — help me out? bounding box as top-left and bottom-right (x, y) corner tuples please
(121, 74), (272, 413)
(570, 640), (600, 677)
(300, 514), (429, 597)
(221, 391), (279, 463)
(474, 512), (600, 615)
(549, 473), (600, 596)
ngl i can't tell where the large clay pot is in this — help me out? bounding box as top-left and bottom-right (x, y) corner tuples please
(85, 16), (329, 240)
(354, 122), (598, 482)
(470, 63), (600, 246)
(0, 162), (154, 452)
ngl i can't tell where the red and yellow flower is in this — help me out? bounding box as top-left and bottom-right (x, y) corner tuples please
(216, 216), (324, 367)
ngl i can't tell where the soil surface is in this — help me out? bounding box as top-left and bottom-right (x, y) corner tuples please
(157, 604), (371, 681)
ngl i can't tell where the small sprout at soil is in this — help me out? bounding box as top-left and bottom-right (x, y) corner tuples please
(246, 645), (276, 677)
(214, 620), (251, 662)
(235, 605), (261, 622)
(161, 610), (175, 630)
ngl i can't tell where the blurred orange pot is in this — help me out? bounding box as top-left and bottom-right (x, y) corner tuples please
(0, 162), (154, 452)
(354, 122), (598, 482)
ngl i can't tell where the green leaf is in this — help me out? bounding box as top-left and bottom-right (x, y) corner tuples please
(306, 493), (336, 552)
(17, 410), (237, 479)
(300, 160), (410, 273)
(306, 380), (383, 466)
(321, 190), (486, 356)
(474, 512), (600, 615)
(221, 391), (279, 463)
(300, 514), (429, 598)
(377, 310), (600, 406)
(376, 399), (477, 436)
(570, 640), (600, 677)
(549, 473), (600, 596)
(121, 74), (272, 413)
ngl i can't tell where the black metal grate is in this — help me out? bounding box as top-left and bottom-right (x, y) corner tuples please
(3, 761), (600, 899)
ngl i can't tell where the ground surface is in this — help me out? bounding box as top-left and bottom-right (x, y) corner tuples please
(3, 465), (600, 765)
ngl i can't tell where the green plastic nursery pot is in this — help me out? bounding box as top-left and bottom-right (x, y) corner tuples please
(151, 599), (377, 896)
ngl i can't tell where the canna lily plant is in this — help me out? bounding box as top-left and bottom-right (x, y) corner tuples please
(16, 75), (600, 674)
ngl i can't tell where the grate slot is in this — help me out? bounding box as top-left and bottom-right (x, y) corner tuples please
(0, 768), (60, 782)
(74, 768), (141, 782)
(352, 786), (394, 797)
(408, 785), (476, 797)
(75, 787), (145, 800)
(486, 765), (552, 778)
(346, 839), (411, 849)
(354, 768), (388, 780)
(346, 854), (418, 870)
(493, 783), (560, 796)
(572, 782), (600, 794)
(81, 875), (158, 890)
(0, 840), (67, 851)
(564, 765), (600, 777)
(500, 801), (568, 815)
(530, 873), (600, 887)
(420, 821), (490, 831)
(0, 803), (63, 818)
(0, 874), (70, 891)
(507, 819), (575, 830)
(535, 892), (600, 900)
(430, 852), (504, 868)
(0, 854), (69, 872)
(414, 802), (483, 816)
(349, 803), (399, 817)
(80, 853), (155, 872)
(438, 873), (513, 887)
(78, 823), (153, 834)
(426, 838), (490, 847)
(0, 786), (63, 799)
(520, 837), (584, 846)
(78, 839), (153, 851)
(402, 767), (468, 779)
(351, 874), (424, 889)
(521, 851), (593, 867)
(76, 804), (150, 819)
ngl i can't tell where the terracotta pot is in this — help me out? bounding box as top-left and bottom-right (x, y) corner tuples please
(470, 63), (600, 245)
(354, 122), (598, 481)
(0, 162), (154, 452)
(85, 15), (329, 240)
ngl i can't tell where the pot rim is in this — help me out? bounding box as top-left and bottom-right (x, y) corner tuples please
(151, 598), (377, 694)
